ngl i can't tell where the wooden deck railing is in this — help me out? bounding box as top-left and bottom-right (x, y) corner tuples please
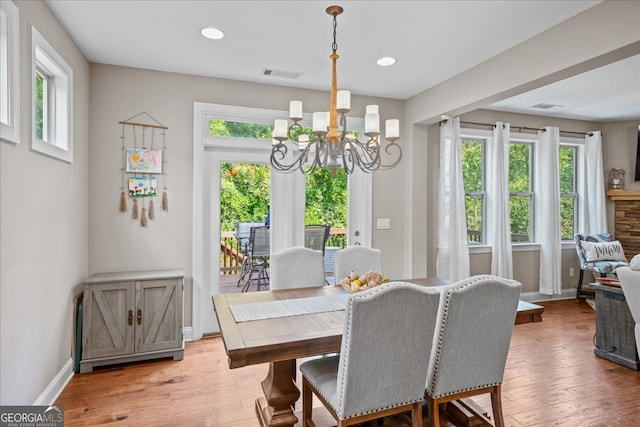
(467, 230), (530, 244)
(219, 228), (348, 275)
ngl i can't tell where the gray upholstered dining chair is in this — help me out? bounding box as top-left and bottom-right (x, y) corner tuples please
(334, 245), (383, 283)
(300, 282), (441, 427)
(270, 246), (326, 290)
(425, 275), (522, 427)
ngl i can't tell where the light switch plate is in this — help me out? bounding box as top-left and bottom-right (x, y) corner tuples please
(377, 218), (391, 230)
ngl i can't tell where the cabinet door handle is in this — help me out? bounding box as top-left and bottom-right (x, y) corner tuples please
(137, 309), (142, 325)
(128, 310), (133, 326)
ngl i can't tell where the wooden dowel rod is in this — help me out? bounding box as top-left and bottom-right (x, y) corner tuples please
(118, 120), (168, 130)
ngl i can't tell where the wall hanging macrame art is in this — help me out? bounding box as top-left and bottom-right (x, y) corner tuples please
(118, 112), (169, 227)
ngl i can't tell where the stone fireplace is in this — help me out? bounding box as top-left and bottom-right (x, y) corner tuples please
(607, 190), (640, 259)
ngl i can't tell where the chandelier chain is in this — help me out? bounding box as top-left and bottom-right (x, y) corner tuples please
(332, 13), (338, 54)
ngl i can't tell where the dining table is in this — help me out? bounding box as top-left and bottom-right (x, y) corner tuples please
(211, 277), (451, 427)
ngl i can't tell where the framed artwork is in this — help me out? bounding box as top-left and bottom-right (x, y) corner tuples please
(125, 148), (163, 174)
(128, 176), (158, 197)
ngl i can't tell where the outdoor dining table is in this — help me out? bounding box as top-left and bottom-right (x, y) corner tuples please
(211, 277), (451, 427)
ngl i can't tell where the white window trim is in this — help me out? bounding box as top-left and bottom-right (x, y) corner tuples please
(30, 24), (73, 163)
(0, 0), (19, 144)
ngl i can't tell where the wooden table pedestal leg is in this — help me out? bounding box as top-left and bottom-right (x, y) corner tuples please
(255, 359), (300, 427)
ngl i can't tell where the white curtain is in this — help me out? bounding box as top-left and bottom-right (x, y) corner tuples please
(578, 131), (608, 233)
(536, 127), (562, 295)
(437, 117), (470, 281)
(489, 122), (513, 279)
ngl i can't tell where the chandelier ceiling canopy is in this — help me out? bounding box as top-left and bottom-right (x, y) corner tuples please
(270, 5), (402, 174)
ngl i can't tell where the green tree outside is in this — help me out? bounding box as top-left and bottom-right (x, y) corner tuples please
(211, 120), (347, 235)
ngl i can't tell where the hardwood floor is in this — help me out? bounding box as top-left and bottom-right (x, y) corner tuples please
(56, 299), (640, 426)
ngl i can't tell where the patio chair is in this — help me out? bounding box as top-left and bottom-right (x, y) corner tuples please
(574, 233), (629, 300)
(304, 224), (330, 255)
(235, 221), (267, 287)
(300, 282), (441, 427)
(424, 275), (522, 427)
(239, 225), (270, 292)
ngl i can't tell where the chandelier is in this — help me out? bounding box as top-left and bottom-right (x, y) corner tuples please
(270, 5), (402, 174)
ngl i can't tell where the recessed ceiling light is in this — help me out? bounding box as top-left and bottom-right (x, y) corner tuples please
(201, 27), (224, 40)
(377, 57), (396, 67)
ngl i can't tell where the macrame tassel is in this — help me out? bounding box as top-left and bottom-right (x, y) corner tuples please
(119, 191), (127, 212)
(162, 191), (168, 211)
(140, 207), (148, 227)
(148, 199), (155, 220)
(132, 199), (139, 219)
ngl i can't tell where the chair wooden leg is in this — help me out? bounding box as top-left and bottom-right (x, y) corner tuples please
(426, 395), (439, 427)
(302, 377), (313, 427)
(412, 401), (422, 427)
(490, 385), (505, 427)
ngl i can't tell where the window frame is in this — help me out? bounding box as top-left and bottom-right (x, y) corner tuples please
(0, 0), (19, 144)
(460, 134), (487, 245)
(559, 141), (580, 242)
(30, 24), (73, 163)
(508, 139), (535, 244)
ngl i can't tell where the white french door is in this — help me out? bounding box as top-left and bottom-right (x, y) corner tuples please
(192, 103), (371, 337)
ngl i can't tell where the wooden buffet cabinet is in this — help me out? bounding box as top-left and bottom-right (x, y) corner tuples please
(80, 269), (184, 373)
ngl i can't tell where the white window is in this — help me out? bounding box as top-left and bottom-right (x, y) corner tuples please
(461, 127), (583, 247)
(1, 0), (19, 143)
(30, 25), (73, 162)
(508, 141), (534, 243)
(461, 137), (486, 244)
(559, 144), (578, 240)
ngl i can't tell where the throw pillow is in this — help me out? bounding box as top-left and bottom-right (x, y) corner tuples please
(631, 254), (640, 271)
(581, 240), (627, 262)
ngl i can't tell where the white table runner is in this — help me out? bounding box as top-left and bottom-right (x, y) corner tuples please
(229, 293), (349, 323)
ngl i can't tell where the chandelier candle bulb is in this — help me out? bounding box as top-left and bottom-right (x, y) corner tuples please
(273, 119), (288, 139)
(298, 134), (310, 150)
(289, 101), (303, 120)
(385, 119), (400, 140)
(337, 90), (351, 112)
(312, 112), (328, 134)
(365, 112), (380, 135)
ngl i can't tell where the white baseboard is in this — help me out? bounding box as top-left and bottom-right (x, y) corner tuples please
(183, 326), (194, 342)
(34, 357), (74, 406)
(520, 288), (577, 303)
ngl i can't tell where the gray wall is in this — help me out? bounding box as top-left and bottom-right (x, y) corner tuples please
(0, 0), (90, 404)
(88, 64), (404, 327)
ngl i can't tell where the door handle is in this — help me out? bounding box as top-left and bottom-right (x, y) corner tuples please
(137, 309), (142, 325)
(128, 310), (133, 326)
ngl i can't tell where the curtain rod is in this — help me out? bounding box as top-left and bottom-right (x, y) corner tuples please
(440, 119), (593, 137)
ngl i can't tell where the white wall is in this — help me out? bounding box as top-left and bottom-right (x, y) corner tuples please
(0, 0), (90, 404)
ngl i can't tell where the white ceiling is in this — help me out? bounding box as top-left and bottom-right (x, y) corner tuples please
(45, 0), (640, 122)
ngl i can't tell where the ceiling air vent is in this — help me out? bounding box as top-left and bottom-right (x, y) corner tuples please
(530, 103), (563, 110)
(262, 68), (303, 80)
